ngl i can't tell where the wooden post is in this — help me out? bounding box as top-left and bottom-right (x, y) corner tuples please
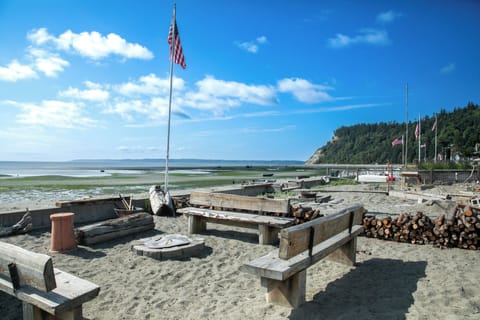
(22, 303), (43, 320)
(260, 270), (306, 308)
(188, 215), (206, 234)
(326, 237), (357, 266)
(258, 225), (277, 245)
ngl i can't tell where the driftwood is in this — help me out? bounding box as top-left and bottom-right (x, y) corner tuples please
(363, 203), (480, 250)
(75, 212), (154, 245)
(0, 210), (32, 237)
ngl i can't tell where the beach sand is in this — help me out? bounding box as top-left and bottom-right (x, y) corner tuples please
(1, 183), (479, 319)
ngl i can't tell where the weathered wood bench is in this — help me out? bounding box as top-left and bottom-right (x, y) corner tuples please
(241, 205), (366, 308)
(0, 241), (100, 320)
(177, 191), (295, 245)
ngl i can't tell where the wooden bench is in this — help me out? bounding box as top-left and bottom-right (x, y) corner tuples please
(177, 191), (295, 245)
(241, 205), (365, 308)
(0, 241), (100, 320)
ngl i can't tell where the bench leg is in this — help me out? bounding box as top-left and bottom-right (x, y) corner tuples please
(23, 303), (83, 320)
(188, 215), (206, 234)
(22, 303), (43, 320)
(258, 225), (278, 245)
(327, 236), (357, 266)
(57, 306), (83, 320)
(260, 270), (306, 308)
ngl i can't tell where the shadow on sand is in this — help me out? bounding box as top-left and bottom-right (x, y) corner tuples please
(288, 258), (427, 320)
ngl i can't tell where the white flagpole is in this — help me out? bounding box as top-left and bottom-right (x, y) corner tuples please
(165, 4), (176, 193)
(405, 83), (408, 167)
(434, 114), (438, 163)
(418, 114), (421, 165)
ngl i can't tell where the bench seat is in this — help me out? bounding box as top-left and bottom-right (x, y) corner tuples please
(241, 205), (366, 308)
(177, 207), (295, 245)
(241, 225), (363, 281)
(0, 268), (100, 319)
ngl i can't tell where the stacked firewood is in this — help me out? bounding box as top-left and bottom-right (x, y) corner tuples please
(362, 204), (479, 250)
(172, 195), (190, 210)
(433, 204), (480, 249)
(291, 204), (323, 224)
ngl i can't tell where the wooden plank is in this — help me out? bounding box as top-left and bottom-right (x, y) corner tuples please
(241, 225), (363, 281)
(0, 268), (99, 316)
(177, 207), (294, 228)
(278, 205), (365, 259)
(0, 241), (56, 292)
(189, 191), (290, 214)
(56, 196), (129, 208)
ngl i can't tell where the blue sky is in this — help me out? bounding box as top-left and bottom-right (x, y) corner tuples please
(1, 0), (479, 162)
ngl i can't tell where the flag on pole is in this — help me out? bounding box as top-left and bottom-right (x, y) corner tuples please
(392, 136), (403, 147)
(415, 123), (419, 140)
(432, 118), (437, 131)
(168, 19), (186, 69)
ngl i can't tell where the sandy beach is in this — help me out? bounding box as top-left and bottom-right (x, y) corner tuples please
(1, 182), (479, 320)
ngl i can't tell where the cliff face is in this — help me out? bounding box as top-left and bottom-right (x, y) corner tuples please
(305, 148), (322, 164)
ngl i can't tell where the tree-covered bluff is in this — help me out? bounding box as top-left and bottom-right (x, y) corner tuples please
(306, 102), (480, 165)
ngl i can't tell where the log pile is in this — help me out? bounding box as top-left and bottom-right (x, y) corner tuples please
(291, 204), (323, 224)
(172, 195), (190, 210)
(362, 203), (479, 250)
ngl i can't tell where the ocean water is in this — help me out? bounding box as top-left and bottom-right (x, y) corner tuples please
(0, 159), (303, 178)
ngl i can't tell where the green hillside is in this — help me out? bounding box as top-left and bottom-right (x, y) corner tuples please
(306, 102), (480, 165)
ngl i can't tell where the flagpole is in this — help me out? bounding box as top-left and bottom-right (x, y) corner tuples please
(418, 114), (421, 165)
(405, 83), (408, 167)
(434, 114), (438, 163)
(165, 4), (176, 192)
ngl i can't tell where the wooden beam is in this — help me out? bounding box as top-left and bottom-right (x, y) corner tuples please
(0, 241), (56, 292)
(278, 205), (365, 259)
(189, 191), (290, 214)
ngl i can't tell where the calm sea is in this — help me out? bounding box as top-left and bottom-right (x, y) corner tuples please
(0, 159), (304, 178)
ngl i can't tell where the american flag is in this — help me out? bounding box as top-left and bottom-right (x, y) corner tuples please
(415, 123), (419, 140)
(168, 19), (186, 69)
(391, 136), (403, 147)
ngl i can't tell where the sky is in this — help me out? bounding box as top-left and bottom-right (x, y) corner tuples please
(1, 0), (479, 162)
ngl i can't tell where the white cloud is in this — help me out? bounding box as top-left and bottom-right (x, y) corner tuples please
(236, 36), (268, 53)
(14, 100), (97, 128)
(59, 86), (110, 102)
(184, 76), (277, 113)
(106, 96), (189, 123)
(237, 41), (258, 53)
(376, 10), (402, 24)
(29, 48), (69, 77)
(277, 78), (333, 103)
(0, 60), (37, 82)
(256, 36), (267, 44)
(328, 29), (390, 48)
(440, 63), (456, 74)
(28, 28), (153, 60)
(115, 74), (184, 96)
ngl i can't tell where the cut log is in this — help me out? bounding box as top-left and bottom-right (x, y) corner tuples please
(75, 212), (154, 245)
